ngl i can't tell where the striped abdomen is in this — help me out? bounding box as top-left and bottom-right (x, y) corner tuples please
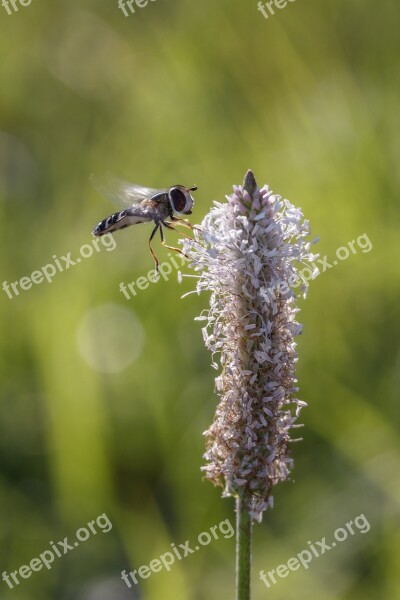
(92, 206), (151, 236)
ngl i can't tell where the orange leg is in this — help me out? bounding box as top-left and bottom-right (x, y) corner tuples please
(148, 224), (160, 270)
(160, 224), (190, 260)
(163, 220), (192, 240)
(171, 216), (201, 234)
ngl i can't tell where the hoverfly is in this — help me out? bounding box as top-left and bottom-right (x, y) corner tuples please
(91, 174), (197, 270)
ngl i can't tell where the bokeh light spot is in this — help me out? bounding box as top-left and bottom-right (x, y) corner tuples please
(77, 304), (144, 373)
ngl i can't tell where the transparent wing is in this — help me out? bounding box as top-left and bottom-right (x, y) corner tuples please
(90, 173), (167, 208)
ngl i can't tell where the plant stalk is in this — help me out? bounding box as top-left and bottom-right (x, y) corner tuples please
(235, 494), (252, 600)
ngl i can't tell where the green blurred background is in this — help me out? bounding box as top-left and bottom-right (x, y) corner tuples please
(0, 0), (399, 598)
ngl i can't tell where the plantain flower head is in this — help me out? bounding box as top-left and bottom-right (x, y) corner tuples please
(180, 170), (318, 522)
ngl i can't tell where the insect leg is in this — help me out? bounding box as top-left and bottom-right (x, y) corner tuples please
(170, 216), (201, 234)
(159, 223), (189, 260)
(162, 220), (192, 240)
(149, 224), (160, 271)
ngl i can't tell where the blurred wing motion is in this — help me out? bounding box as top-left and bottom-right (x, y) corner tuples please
(90, 173), (166, 208)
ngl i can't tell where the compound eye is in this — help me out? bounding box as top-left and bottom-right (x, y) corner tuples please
(169, 188), (187, 213)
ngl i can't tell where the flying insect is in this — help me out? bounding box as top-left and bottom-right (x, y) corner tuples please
(91, 175), (197, 270)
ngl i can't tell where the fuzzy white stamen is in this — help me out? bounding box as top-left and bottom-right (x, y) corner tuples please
(180, 170), (318, 522)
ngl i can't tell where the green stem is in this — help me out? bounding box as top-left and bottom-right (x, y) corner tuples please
(235, 494), (252, 600)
